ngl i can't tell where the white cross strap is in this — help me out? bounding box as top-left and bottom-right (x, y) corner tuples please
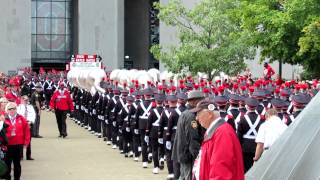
(152, 109), (161, 126)
(287, 102), (293, 114)
(175, 108), (182, 116)
(133, 103), (137, 110)
(139, 102), (152, 119)
(164, 110), (171, 119)
(112, 97), (117, 105)
(243, 114), (261, 139)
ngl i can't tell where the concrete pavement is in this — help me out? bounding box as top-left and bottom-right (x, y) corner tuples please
(21, 111), (167, 180)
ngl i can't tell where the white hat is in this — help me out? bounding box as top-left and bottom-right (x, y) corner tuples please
(5, 102), (17, 112)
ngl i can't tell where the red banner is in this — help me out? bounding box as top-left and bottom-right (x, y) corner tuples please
(86, 55), (97, 62)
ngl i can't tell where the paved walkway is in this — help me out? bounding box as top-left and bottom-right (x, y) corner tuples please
(21, 111), (167, 180)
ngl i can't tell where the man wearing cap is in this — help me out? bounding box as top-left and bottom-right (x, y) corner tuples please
(145, 94), (165, 173)
(120, 95), (134, 158)
(290, 94), (311, 121)
(227, 94), (241, 131)
(128, 90), (142, 161)
(135, 88), (153, 167)
(50, 82), (74, 138)
(30, 82), (43, 138)
(172, 90), (205, 180)
(105, 86), (119, 146)
(191, 99), (244, 180)
(114, 88), (129, 153)
(237, 97), (264, 172)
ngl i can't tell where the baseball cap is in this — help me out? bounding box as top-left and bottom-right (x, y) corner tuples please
(190, 99), (216, 113)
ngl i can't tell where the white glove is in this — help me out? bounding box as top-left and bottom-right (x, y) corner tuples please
(158, 138), (164, 144)
(126, 127), (130, 132)
(112, 121), (117, 127)
(134, 129), (139, 135)
(166, 141), (172, 150)
(144, 136), (149, 144)
(105, 120), (109, 124)
(119, 129), (122, 133)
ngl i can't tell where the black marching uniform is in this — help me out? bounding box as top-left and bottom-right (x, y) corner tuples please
(146, 101), (164, 169)
(237, 109), (264, 172)
(135, 97), (153, 163)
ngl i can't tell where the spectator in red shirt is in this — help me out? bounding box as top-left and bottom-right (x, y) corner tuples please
(50, 83), (74, 138)
(3, 102), (30, 180)
(263, 62), (275, 80)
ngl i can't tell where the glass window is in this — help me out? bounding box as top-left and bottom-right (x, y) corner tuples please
(37, 2), (51, 18)
(51, 18), (66, 34)
(32, 0), (73, 63)
(36, 18), (51, 34)
(36, 35), (51, 51)
(52, 2), (65, 18)
(51, 35), (66, 51)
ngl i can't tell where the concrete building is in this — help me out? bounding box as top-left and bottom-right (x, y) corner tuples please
(0, 0), (301, 79)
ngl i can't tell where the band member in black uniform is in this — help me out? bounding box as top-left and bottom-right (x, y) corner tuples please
(43, 77), (54, 110)
(237, 97), (264, 172)
(227, 94), (241, 131)
(106, 87), (120, 148)
(145, 94), (165, 173)
(164, 94), (180, 179)
(115, 88), (129, 152)
(89, 91), (99, 135)
(120, 95), (134, 157)
(135, 88), (153, 168)
(129, 90), (142, 161)
(104, 85), (114, 145)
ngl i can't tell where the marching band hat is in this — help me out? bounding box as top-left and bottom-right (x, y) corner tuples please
(245, 97), (259, 108)
(177, 93), (188, 100)
(213, 95), (229, 106)
(187, 90), (204, 101)
(167, 94), (178, 102)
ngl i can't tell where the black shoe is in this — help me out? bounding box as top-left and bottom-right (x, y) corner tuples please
(34, 135), (43, 138)
(62, 135), (67, 138)
(58, 135), (63, 138)
(27, 157), (35, 160)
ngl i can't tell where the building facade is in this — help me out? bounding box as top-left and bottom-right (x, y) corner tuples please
(0, 0), (300, 79)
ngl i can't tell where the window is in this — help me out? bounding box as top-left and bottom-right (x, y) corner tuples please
(31, 0), (73, 63)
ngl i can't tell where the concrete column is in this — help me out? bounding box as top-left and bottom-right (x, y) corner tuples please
(0, 0), (31, 74)
(78, 0), (124, 70)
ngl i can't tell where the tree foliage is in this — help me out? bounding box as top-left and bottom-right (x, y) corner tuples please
(239, 0), (320, 78)
(150, 0), (253, 80)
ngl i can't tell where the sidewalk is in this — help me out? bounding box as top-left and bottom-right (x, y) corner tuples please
(21, 111), (167, 180)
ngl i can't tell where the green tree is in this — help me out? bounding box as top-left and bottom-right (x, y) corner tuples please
(239, 0), (320, 78)
(150, 0), (253, 80)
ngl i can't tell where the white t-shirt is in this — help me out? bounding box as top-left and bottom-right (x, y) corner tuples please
(255, 115), (287, 148)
